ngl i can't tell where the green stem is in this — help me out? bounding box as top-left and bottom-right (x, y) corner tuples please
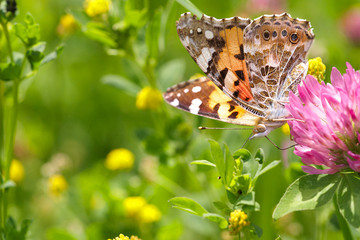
(333, 193), (354, 240)
(0, 20), (14, 63)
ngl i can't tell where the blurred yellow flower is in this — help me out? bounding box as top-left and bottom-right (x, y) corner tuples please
(48, 174), (68, 197)
(136, 87), (163, 110)
(107, 234), (141, 240)
(57, 13), (78, 36)
(84, 0), (111, 17)
(281, 123), (290, 136)
(123, 196), (146, 217)
(10, 159), (25, 183)
(228, 210), (250, 234)
(307, 57), (326, 82)
(138, 204), (162, 223)
(105, 148), (134, 171)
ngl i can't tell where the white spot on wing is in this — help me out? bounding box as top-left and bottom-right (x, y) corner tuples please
(205, 30), (214, 40)
(184, 89), (189, 93)
(177, 93), (181, 97)
(192, 86), (201, 93)
(170, 99), (179, 107)
(189, 98), (202, 114)
(197, 27), (202, 33)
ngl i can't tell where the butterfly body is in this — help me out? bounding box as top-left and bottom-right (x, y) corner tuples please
(164, 12), (314, 138)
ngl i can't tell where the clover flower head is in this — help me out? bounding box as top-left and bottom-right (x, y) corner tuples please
(84, 0), (111, 17)
(48, 174), (68, 197)
(228, 210), (250, 234)
(10, 159), (25, 183)
(57, 13), (78, 36)
(108, 234), (141, 240)
(136, 87), (163, 110)
(287, 63), (360, 174)
(105, 148), (134, 171)
(307, 57), (326, 82)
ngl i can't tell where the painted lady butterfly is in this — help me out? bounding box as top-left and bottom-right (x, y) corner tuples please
(164, 12), (314, 138)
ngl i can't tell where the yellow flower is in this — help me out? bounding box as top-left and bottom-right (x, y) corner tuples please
(84, 0), (111, 17)
(136, 87), (163, 110)
(138, 204), (162, 223)
(228, 210), (251, 234)
(57, 13), (78, 36)
(123, 196), (147, 217)
(307, 57), (326, 82)
(281, 123), (290, 136)
(48, 174), (68, 197)
(107, 234), (141, 240)
(10, 159), (25, 183)
(105, 148), (134, 171)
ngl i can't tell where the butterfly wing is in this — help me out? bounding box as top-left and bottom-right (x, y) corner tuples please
(243, 13), (314, 111)
(176, 13), (265, 118)
(163, 77), (260, 126)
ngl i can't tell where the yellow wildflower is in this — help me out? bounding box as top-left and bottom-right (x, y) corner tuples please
(84, 0), (111, 17)
(57, 13), (78, 36)
(48, 174), (68, 197)
(10, 159), (25, 183)
(123, 196), (147, 217)
(138, 204), (162, 223)
(228, 210), (251, 234)
(307, 57), (326, 82)
(105, 148), (134, 171)
(136, 87), (163, 110)
(281, 123), (290, 136)
(107, 234), (141, 240)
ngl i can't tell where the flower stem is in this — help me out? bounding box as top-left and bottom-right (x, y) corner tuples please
(333, 194), (354, 240)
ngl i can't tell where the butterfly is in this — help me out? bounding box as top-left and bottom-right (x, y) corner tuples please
(164, 12), (314, 138)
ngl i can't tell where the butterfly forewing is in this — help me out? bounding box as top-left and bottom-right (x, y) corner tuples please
(176, 13), (265, 117)
(164, 77), (260, 126)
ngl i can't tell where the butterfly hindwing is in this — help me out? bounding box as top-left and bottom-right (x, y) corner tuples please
(176, 13), (264, 116)
(163, 77), (260, 126)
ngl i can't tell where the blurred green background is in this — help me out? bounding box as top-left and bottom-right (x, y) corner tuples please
(6, 0), (360, 239)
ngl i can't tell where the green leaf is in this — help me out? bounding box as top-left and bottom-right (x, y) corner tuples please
(254, 148), (264, 164)
(273, 174), (341, 220)
(203, 213), (228, 229)
(41, 44), (64, 66)
(101, 74), (141, 96)
(252, 223), (263, 238)
(124, 1), (147, 28)
(175, 0), (203, 17)
(226, 189), (239, 204)
(190, 160), (216, 168)
(209, 140), (225, 181)
(253, 160), (281, 182)
(26, 41), (46, 70)
(213, 201), (231, 215)
(224, 144), (234, 186)
(233, 148), (251, 161)
(169, 197), (208, 216)
(337, 174), (360, 231)
(14, 13), (40, 47)
(4, 217), (32, 240)
(84, 22), (117, 47)
(0, 61), (21, 81)
(0, 180), (16, 189)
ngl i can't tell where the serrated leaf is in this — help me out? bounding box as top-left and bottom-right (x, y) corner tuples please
(101, 74), (140, 96)
(169, 197), (208, 216)
(213, 201), (231, 215)
(203, 213), (228, 229)
(175, 0), (203, 17)
(41, 44), (64, 66)
(224, 144), (234, 186)
(190, 160), (216, 167)
(273, 174), (341, 220)
(337, 174), (360, 231)
(209, 140), (225, 181)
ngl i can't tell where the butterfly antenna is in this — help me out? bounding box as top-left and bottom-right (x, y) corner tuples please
(265, 136), (297, 150)
(241, 132), (254, 148)
(198, 126), (252, 130)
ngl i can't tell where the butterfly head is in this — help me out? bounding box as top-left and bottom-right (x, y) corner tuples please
(250, 121), (284, 139)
